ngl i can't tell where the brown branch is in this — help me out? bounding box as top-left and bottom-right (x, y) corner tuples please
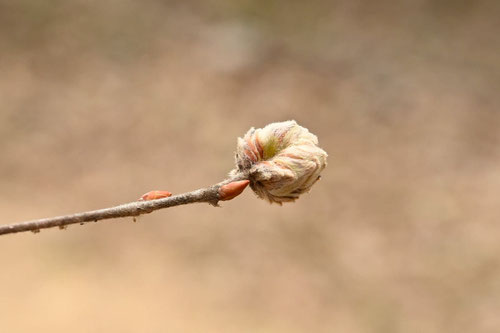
(0, 172), (249, 236)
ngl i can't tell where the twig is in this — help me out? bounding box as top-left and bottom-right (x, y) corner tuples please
(0, 172), (249, 236)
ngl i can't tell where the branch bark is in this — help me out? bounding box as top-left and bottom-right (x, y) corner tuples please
(0, 172), (249, 236)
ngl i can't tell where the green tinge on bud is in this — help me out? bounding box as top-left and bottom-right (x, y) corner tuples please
(231, 120), (327, 204)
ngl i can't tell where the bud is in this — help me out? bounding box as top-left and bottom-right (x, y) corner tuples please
(139, 190), (172, 201)
(231, 120), (327, 204)
(219, 180), (250, 201)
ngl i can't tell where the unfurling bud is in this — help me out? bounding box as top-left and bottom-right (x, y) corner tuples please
(231, 120), (327, 204)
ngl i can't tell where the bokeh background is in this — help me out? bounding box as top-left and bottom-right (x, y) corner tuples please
(1, 0), (499, 332)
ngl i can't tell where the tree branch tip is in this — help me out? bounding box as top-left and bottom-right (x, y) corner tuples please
(0, 175), (246, 236)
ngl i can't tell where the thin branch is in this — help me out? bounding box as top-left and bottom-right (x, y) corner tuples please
(0, 172), (249, 236)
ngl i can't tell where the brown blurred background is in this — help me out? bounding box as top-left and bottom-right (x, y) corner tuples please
(1, 0), (499, 332)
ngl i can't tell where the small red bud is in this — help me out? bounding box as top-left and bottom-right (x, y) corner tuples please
(139, 190), (173, 201)
(219, 180), (250, 201)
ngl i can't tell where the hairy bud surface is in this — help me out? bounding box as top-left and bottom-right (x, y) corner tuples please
(231, 120), (327, 204)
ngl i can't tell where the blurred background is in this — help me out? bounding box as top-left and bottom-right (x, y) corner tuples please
(1, 0), (499, 332)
